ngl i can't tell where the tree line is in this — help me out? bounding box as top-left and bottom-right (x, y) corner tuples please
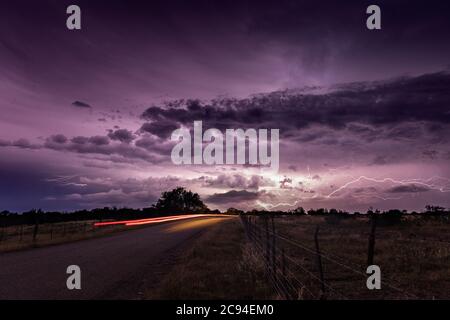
(0, 187), (448, 227)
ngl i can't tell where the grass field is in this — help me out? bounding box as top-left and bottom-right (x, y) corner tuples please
(247, 214), (450, 299)
(146, 218), (274, 299)
(3, 214), (448, 300)
(0, 220), (127, 252)
(92, 214), (450, 300)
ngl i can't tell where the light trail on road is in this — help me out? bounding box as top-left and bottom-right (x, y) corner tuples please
(93, 214), (231, 227)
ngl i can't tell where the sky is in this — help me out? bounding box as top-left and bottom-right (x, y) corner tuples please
(0, 0), (449, 212)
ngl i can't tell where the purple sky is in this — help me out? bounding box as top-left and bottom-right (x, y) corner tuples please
(1, 0), (450, 212)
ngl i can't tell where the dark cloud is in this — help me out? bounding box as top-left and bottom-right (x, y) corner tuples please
(384, 124), (424, 141)
(72, 101), (92, 108)
(200, 174), (273, 190)
(279, 177), (293, 189)
(12, 138), (39, 149)
(49, 134), (68, 144)
(88, 136), (110, 146)
(71, 136), (89, 144)
(422, 150), (438, 160)
(134, 136), (175, 154)
(0, 161), (71, 212)
(107, 129), (136, 144)
(141, 72), (450, 142)
(0, 134), (163, 163)
(371, 155), (388, 165)
(206, 190), (261, 204)
(139, 121), (179, 139)
(1, 1), (450, 212)
(387, 184), (431, 193)
(46, 176), (186, 208)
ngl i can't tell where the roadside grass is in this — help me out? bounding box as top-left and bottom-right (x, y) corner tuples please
(0, 220), (128, 252)
(146, 218), (274, 299)
(258, 215), (450, 299)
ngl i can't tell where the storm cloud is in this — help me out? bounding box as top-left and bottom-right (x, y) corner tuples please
(1, 1), (450, 211)
(387, 184), (431, 193)
(72, 101), (92, 109)
(206, 190), (262, 204)
(141, 72), (450, 133)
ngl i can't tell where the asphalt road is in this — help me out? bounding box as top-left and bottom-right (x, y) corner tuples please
(0, 216), (231, 299)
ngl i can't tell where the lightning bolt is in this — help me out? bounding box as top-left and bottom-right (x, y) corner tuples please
(45, 174), (79, 182)
(326, 175), (450, 198)
(256, 193), (318, 210)
(255, 175), (450, 210)
(256, 199), (302, 210)
(45, 175), (87, 187)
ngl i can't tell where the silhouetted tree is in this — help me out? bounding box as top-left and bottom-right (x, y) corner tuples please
(154, 187), (208, 214)
(226, 208), (244, 215)
(290, 207), (306, 215)
(379, 209), (403, 226)
(425, 205), (445, 213)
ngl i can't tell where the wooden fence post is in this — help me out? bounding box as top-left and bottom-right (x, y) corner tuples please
(33, 222), (39, 242)
(265, 217), (270, 268)
(271, 216), (276, 281)
(367, 215), (377, 266)
(257, 219), (261, 241)
(314, 226), (326, 298)
(280, 247), (292, 300)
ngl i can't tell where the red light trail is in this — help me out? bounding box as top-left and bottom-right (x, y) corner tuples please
(93, 214), (227, 227)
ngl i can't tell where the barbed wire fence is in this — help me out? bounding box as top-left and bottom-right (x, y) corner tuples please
(240, 214), (429, 300)
(0, 221), (105, 250)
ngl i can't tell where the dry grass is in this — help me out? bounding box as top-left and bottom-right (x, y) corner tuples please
(253, 215), (450, 299)
(0, 220), (128, 252)
(146, 218), (274, 299)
